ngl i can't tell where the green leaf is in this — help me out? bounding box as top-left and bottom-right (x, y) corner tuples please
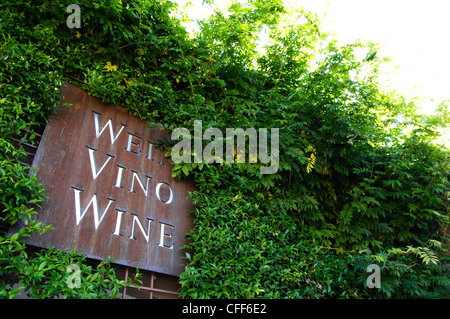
(181, 165), (189, 176)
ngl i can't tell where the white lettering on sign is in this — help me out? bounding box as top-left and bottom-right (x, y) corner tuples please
(72, 188), (115, 230)
(159, 222), (174, 249)
(113, 208), (126, 236)
(71, 111), (177, 248)
(93, 111), (125, 145)
(87, 147), (114, 180)
(126, 133), (141, 154)
(129, 170), (151, 197)
(156, 182), (174, 204)
(114, 164), (126, 188)
(129, 215), (153, 243)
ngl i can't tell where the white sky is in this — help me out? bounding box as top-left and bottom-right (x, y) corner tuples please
(297, 0), (450, 115)
(175, 0), (450, 115)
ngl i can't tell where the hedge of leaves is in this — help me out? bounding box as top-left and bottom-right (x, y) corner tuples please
(0, 0), (448, 298)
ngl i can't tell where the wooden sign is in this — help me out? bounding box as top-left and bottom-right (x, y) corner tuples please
(24, 84), (195, 276)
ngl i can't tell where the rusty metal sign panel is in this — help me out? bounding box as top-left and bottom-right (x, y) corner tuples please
(24, 84), (194, 276)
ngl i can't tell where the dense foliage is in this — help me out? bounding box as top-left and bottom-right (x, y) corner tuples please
(0, 0), (448, 298)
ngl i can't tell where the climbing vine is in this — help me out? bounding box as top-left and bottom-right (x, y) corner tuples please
(0, 0), (448, 298)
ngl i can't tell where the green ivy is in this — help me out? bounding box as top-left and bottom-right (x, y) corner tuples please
(0, 0), (448, 299)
